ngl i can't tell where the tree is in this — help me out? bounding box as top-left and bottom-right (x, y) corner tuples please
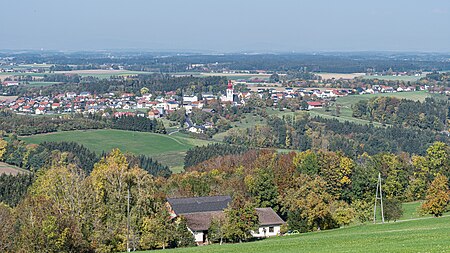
(223, 195), (259, 243)
(269, 73), (280, 83)
(0, 139), (7, 161)
(421, 174), (450, 217)
(140, 206), (175, 250)
(89, 149), (158, 252)
(140, 87), (149, 95)
(330, 201), (355, 227)
(245, 166), (279, 211)
(383, 198), (403, 222)
(174, 216), (195, 248)
(0, 203), (15, 252)
(281, 175), (336, 231)
(426, 142), (450, 177)
(351, 199), (372, 224)
(208, 216), (226, 245)
(14, 195), (90, 253)
(293, 150), (319, 176)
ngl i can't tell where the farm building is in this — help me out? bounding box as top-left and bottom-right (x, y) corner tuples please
(167, 195), (285, 245)
(307, 101), (323, 109)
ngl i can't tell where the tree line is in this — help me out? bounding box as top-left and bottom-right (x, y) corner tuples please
(184, 143), (249, 169)
(224, 113), (449, 157)
(0, 110), (166, 135)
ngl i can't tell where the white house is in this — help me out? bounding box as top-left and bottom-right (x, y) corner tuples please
(183, 95), (198, 103)
(167, 196), (285, 245)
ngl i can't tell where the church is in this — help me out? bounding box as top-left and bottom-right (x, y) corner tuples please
(220, 80), (235, 103)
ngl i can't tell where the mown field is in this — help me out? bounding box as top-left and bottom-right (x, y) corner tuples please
(362, 75), (423, 81)
(0, 70), (154, 80)
(25, 81), (61, 87)
(0, 162), (28, 175)
(20, 129), (212, 173)
(136, 215), (450, 253)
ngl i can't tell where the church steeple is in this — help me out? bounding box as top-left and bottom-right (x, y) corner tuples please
(226, 80), (233, 102)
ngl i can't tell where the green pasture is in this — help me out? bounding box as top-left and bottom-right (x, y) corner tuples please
(136, 214), (450, 253)
(20, 129), (212, 173)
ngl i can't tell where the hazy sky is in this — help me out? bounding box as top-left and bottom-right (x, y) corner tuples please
(2, 0), (450, 52)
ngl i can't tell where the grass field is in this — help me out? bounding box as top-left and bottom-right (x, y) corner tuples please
(25, 81), (61, 87)
(362, 75), (423, 82)
(135, 214), (450, 253)
(212, 113), (267, 141)
(315, 72), (365, 80)
(0, 70), (154, 80)
(54, 70), (154, 79)
(20, 129), (212, 173)
(0, 162), (28, 175)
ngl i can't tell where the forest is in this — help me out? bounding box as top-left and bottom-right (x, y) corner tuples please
(224, 113), (449, 157)
(352, 97), (448, 131)
(1, 138), (450, 252)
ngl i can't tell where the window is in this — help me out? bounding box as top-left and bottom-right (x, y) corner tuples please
(269, 227), (274, 233)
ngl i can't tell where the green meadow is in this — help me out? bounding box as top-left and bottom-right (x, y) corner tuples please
(21, 129), (212, 173)
(138, 211), (450, 253)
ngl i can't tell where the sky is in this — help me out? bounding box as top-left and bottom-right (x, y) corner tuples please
(1, 0), (450, 52)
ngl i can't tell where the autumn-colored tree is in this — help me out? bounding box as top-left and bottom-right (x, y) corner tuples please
(318, 151), (354, 199)
(421, 174), (450, 217)
(351, 199), (373, 223)
(140, 206), (175, 250)
(405, 155), (429, 201)
(0, 139), (7, 161)
(426, 142), (450, 177)
(89, 149), (159, 252)
(372, 153), (408, 199)
(330, 201), (355, 227)
(281, 174), (336, 231)
(14, 195), (90, 253)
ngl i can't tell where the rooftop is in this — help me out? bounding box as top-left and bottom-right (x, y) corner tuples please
(167, 195), (231, 215)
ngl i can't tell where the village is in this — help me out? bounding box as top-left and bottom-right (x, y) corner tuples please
(1, 79), (426, 125)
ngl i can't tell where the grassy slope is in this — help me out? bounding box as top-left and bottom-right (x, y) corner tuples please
(0, 162), (29, 175)
(362, 75), (423, 81)
(137, 215), (450, 253)
(21, 129), (212, 173)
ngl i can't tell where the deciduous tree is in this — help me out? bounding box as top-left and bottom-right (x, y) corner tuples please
(421, 174), (450, 217)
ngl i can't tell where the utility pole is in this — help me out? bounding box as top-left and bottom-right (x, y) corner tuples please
(127, 186), (131, 252)
(373, 172), (385, 224)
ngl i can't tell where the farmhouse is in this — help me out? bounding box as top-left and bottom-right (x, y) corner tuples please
(2, 81), (19, 86)
(307, 101), (323, 110)
(167, 196), (285, 245)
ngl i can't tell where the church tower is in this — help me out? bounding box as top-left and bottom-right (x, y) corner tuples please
(226, 80), (233, 102)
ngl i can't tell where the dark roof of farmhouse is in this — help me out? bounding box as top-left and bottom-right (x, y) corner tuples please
(167, 195), (232, 214)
